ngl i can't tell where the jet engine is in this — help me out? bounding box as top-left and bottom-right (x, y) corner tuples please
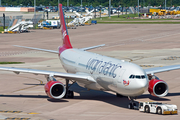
(148, 79), (168, 97)
(45, 80), (66, 99)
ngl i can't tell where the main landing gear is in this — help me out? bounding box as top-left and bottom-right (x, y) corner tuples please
(64, 79), (75, 98)
(128, 97), (137, 109)
(116, 94), (137, 109)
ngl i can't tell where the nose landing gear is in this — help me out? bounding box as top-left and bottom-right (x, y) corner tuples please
(128, 96), (137, 109)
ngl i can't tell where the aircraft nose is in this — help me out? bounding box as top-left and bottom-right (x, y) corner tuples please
(137, 79), (148, 90)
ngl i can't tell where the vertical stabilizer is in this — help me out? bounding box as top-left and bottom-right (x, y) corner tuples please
(59, 4), (72, 54)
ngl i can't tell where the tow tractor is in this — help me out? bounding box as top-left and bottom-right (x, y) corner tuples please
(131, 101), (178, 115)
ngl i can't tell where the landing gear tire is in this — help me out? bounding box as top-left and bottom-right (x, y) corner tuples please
(144, 106), (150, 113)
(128, 96), (137, 109)
(128, 103), (133, 109)
(63, 90), (74, 98)
(133, 103), (136, 106)
(157, 107), (162, 115)
(67, 90), (74, 98)
(64, 79), (75, 99)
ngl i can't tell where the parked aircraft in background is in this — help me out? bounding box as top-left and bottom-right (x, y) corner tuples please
(85, 9), (94, 16)
(1, 4), (180, 109)
(73, 9), (94, 17)
(67, 10), (93, 26)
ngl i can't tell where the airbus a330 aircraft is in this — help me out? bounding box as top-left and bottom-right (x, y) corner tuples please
(1, 4), (180, 109)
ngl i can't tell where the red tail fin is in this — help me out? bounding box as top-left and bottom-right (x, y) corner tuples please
(59, 4), (72, 54)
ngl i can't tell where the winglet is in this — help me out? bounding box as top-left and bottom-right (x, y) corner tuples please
(59, 4), (72, 54)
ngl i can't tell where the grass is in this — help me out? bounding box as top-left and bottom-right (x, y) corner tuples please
(97, 21), (180, 24)
(92, 14), (180, 24)
(0, 26), (8, 32)
(95, 14), (139, 21)
(0, 62), (24, 64)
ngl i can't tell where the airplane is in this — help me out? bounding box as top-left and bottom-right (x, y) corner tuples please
(73, 11), (83, 18)
(1, 4), (180, 109)
(73, 9), (94, 17)
(67, 16), (92, 26)
(68, 11), (92, 26)
(85, 9), (94, 16)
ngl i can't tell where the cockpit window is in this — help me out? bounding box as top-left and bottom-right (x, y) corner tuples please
(129, 75), (135, 78)
(136, 75), (141, 79)
(129, 75), (146, 79)
(141, 75), (145, 79)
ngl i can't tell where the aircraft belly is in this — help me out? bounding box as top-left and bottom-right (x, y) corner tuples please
(76, 81), (105, 91)
(95, 75), (117, 91)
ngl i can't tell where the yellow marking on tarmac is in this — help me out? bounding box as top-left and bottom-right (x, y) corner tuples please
(5, 118), (30, 120)
(0, 110), (40, 115)
(162, 56), (180, 60)
(140, 65), (154, 67)
(27, 112), (39, 114)
(0, 111), (22, 113)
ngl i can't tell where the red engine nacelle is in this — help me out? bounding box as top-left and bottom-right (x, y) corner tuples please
(148, 79), (169, 97)
(45, 81), (66, 99)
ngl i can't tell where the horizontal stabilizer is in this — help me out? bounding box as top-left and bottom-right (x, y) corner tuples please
(80, 44), (105, 51)
(14, 45), (58, 54)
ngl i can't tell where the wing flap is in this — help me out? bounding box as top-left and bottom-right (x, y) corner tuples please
(0, 66), (96, 83)
(144, 64), (180, 74)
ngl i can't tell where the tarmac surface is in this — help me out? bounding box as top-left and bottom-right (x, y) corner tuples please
(0, 24), (180, 120)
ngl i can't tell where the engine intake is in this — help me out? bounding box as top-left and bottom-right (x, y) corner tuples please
(45, 80), (66, 99)
(148, 79), (168, 97)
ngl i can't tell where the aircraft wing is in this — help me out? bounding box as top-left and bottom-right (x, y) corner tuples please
(0, 66), (96, 84)
(73, 11), (82, 18)
(14, 45), (58, 54)
(80, 44), (105, 51)
(144, 64), (180, 74)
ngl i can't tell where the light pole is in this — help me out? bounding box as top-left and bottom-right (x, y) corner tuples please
(109, 0), (111, 18)
(99, 5), (102, 18)
(58, 0), (59, 16)
(165, 0), (166, 10)
(81, 0), (82, 15)
(67, 0), (69, 7)
(34, 0), (36, 16)
(138, 0), (139, 17)
(118, 5), (120, 17)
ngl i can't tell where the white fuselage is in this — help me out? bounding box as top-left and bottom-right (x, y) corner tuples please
(60, 48), (149, 97)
